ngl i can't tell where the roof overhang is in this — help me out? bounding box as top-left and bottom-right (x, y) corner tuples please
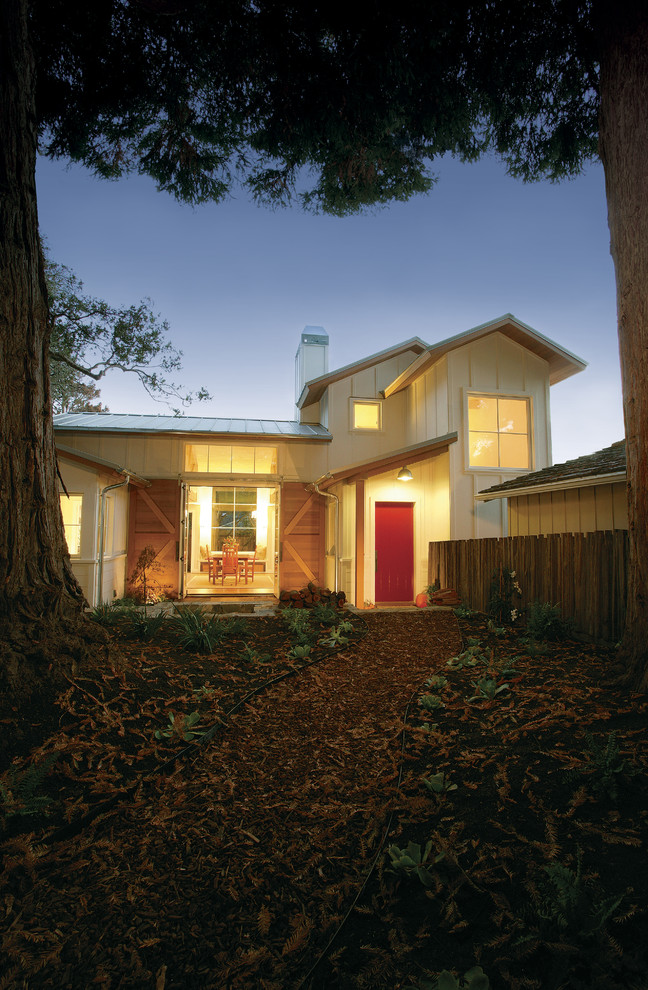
(383, 314), (587, 398)
(316, 432), (458, 489)
(56, 443), (150, 487)
(297, 337), (428, 409)
(475, 470), (627, 502)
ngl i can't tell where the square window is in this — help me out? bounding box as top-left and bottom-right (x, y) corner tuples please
(468, 394), (531, 469)
(353, 400), (381, 430)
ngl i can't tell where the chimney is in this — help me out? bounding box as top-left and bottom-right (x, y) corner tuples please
(295, 326), (329, 412)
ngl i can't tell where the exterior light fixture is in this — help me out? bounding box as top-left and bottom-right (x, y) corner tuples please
(396, 466), (413, 482)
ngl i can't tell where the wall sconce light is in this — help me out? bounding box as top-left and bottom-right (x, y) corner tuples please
(396, 466), (413, 482)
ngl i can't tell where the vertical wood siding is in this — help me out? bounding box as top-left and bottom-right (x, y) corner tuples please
(429, 531), (628, 641)
(279, 482), (326, 590)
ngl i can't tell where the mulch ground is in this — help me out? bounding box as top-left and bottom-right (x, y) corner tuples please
(1, 608), (647, 990)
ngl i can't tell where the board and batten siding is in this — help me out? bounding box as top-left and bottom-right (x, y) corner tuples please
(443, 333), (552, 541)
(508, 482), (628, 536)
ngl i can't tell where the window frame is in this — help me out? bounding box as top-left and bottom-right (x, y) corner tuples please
(465, 390), (533, 472)
(59, 492), (83, 557)
(184, 443), (278, 475)
(350, 398), (383, 433)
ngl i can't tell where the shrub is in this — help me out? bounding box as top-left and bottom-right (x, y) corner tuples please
(171, 605), (228, 653)
(526, 601), (573, 640)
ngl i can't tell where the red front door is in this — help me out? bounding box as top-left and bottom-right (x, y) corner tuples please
(375, 502), (414, 603)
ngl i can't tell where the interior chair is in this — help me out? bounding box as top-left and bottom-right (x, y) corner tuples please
(220, 546), (239, 585)
(238, 550), (257, 584)
(208, 552), (221, 583)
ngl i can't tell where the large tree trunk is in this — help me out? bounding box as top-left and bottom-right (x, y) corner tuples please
(0, 0), (92, 700)
(598, 12), (648, 691)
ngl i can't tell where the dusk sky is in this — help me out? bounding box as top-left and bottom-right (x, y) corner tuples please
(37, 152), (624, 466)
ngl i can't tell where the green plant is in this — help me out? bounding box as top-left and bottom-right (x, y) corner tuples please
(309, 603), (339, 626)
(525, 601), (573, 641)
(0, 752), (59, 819)
(321, 625), (350, 648)
(486, 619), (506, 637)
(386, 840), (445, 888)
(281, 607), (317, 645)
(487, 566), (522, 624)
(422, 771), (458, 794)
(171, 605), (227, 653)
(155, 711), (205, 742)
(128, 607), (167, 641)
(220, 616), (251, 639)
(575, 731), (638, 801)
(419, 693), (445, 711)
(89, 601), (121, 626)
(238, 643), (272, 664)
(288, 644), (312, 660)
(468, 676), (509, 701)
(425, 674), (448, 690)
(526, 848), (623, 939)
(453, 605), (477, 619)
(520, 637), (549, 657)
(446, 645), (490, 670)
(405, 967), (490, 990)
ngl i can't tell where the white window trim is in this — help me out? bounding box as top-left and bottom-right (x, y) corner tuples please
(350, 397), (383, 432)
(464, 389), (534, 472)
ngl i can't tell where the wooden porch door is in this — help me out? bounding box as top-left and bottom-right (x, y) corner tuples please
(280, 482), (326, 590)
(375, 502), (414, 603)
(127, 480), (181, 599)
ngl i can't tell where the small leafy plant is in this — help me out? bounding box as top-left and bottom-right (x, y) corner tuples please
(405, 967), (490, 990)
(309, 603), (340, 627)
(171, 605), (227, 653)
(419, 693), (445, 711)
(128, 607), (167, 641)
(468, 676), (509, 701)
(387, 840), (445, 888)
(425, 675), (448, 690)
(0, 752), (59, 819)
(525, 601), (573, 641)
(288, 644), (312, 660)
(446, 645), (490, 670)
(238, 643), (272, 664)
(155, 711), (205, 742)
(422, 771), (458, 794)
(574, 731), (638, 801)
(321, 625), (350, 648)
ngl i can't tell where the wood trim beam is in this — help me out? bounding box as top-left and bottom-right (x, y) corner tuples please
(138, 489), (176, 534)
(355, 480), (365, 608)
(283, 540), (317, 583)
(284, 491), (317, 536)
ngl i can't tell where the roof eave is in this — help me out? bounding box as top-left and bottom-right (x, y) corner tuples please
(475, 470), (627, 502)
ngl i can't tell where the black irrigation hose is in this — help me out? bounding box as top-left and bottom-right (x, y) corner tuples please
(42, 613), (372, 846)
(294, 687), (419, 990)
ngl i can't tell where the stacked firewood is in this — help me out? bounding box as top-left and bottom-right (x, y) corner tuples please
(428, 587), (461, 606)
(279, 582), (347, 609)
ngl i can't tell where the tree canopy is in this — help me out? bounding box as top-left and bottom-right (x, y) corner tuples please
(46, 257), (208, 414)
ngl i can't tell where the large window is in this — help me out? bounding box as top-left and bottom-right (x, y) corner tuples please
(468, 394), (530, 469)
(185, 444), (277, 474)
(352, 399), (382, 431)
(212, 488), (257, 550)
(60, 494), (83, 556)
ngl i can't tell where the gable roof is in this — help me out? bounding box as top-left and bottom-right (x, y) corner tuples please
(56, 442), (150, 486)
(53, 412), (331, 441)
(383, 314), (587, 398)
(296, 337), (428, 409)
(475, 440), (626, 501)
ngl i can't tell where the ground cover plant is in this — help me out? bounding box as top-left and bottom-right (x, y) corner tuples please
(0, 608), (646, 988)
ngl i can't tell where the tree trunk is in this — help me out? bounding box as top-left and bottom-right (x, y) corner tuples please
(0, 0), (93, 699)
(598, 12), (648, 691)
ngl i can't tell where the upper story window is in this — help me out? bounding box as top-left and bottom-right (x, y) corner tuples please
(468, 394), (530, 469)
(352, 399), (382, 431)
(60, 493), (83, 556)
(185, 444), (277, 474)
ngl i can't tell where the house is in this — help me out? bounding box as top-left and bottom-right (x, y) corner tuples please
(54, 314), (586, 607)
(475, 440), (627, 535)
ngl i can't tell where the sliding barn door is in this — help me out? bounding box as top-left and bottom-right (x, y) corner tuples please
(280, 483), (326, 590)
(127, 480), (181, 598)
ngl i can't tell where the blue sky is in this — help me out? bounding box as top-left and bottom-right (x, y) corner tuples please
(37, 153), (624, 465)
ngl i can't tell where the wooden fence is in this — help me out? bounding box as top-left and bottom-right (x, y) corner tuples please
(428, 530), (628, 642)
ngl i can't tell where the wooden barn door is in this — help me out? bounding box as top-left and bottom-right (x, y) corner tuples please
(280, 483), (326, 591)
(127, 480), (181, 599)
(375, 502), (414, 603)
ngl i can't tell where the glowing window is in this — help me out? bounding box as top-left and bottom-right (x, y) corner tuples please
(60, 494), (83, 556)
(468, 395), (530, 469)
(184, 444), (278, 474)
(352, 400), (381, 430)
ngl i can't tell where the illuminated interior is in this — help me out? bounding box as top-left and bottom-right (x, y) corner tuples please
(468, 395), (530, 469)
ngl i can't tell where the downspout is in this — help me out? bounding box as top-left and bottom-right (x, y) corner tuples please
(310, 474), (339, 593)
(96, 477), (130, 605)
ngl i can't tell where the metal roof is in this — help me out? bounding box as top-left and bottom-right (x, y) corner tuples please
(53, 413), (331, 440)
